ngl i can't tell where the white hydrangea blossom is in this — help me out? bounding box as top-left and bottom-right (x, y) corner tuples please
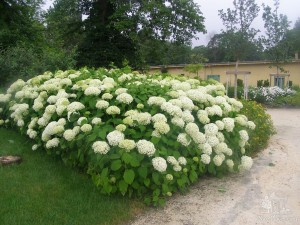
(152, 113), (167, 123)
(153, 121), (170, 134)
(167, 156), (178, 165)
(45, 138), (60, 149)
(101, 93), (113, 100)
(201, 154), (211, 164)
(151, 130), (161, 138)
(147, 96), (166, 106)
(96, 100), (109, 109)
(173, 164), (182, 172)
(179, 96), (194, 111)
(177, 133), (191, 146)
(215, 120), (225, 130)
(226, 159), (234, 170)
(152, 157), (167, 172)
(116, 124), (126, 132)
(81, 124), (92, 133)
(204, 123), (219, 136)
(200, 143), (212, 155)
(92, 141), (110, 154)
(213, 142), (228, 154)
(222, 118), (235, 132)
(92, 117), (102, 125)
(77, 117), (87, 125)
(197, 110), (210, 124)
(63, 129), (76, 141)
(106, 106), (121, 115)
(239, 130), (249, 141)
(166, 174), (173, 181)
(171, 117), (185, 128)
(132, 112), (152, 125)
(213, 154), (224, 166)
(178, 156), (187, 166)
(84, 86), (101, 96)
(206, 135), (220, 147)
(235, 116), (247, 126)
(116, 93), (133, 104)
(239, 156), (253, 171)
(32, 144), (39, 151)
(182, 110), (195, 123)
(216, 132), (225, 142)
(67, 102), (85, 113)
(118, 139), (136, 151)
(136, 140), (156, 156)
(247, 121), (256, 130)
(161, 102), (183, 117)
(115, 88), (127, 95)
(106, 130), (124, 146)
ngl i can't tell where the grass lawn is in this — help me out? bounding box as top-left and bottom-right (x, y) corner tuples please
(0, 128), (144, 225)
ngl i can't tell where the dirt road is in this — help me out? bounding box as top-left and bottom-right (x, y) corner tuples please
(130, 109), (300, 225)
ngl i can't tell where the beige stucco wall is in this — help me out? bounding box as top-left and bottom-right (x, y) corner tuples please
(150, 61), (300, 87)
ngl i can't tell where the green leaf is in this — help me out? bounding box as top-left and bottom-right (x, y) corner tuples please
(100, 167), (109, 179)
(138, 167), (148, 179)
(152, 172), (161, 185)
(151, 136), (160, 144)
(189, 170), (198, 183)
(208, 163), (216, 175)
(144, 178), (150, 187)
(123, 169), (135, 184)
(98, 129), (107, 139)
(111, 159), (122, 171)
(118, 180), (128, 195)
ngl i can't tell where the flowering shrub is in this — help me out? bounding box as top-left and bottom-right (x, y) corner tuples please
(240, 100), (276, 155)
(248, 86), (295, 103)
(0, 68), (256, 205)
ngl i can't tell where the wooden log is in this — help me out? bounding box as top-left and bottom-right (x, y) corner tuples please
(0, 156), (22, 166)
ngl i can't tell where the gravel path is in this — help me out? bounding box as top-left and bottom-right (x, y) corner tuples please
(130, 109), (300, 225)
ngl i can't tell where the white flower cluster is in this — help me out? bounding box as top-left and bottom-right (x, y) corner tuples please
(239, 156), (253, 171)
(118, 139), (136, 152)
(84, 86), (101, 96)
(177, 133), (191, 146)
(93, 141), (110, 154)
(152, 157), (167, 172)
(136, 140), (156, 156)
(96, 100), (109, 109)
(106, 106), (121, 115)
(107, 130), (124, 146)
(116, 93), (133, 104)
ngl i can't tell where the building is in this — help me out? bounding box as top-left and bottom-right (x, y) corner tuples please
(149, 60), (300, 88)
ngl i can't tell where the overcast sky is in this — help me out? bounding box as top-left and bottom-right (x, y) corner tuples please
(43, 0), (299, 46)
(193, 0), (299, 46)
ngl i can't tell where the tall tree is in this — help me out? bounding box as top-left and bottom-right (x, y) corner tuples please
(0, 0), (44, 50)
(262, 0), (291, 73)
(218, 0), (260, 62)
(77, 0), (206, 68)
(286, 18), (300, 59)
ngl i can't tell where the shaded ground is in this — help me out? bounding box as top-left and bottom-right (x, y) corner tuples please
(130, 109), (300, 225)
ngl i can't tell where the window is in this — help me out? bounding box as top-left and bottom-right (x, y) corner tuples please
(274, 77), (285, 89)
(207, 75), (220, 82)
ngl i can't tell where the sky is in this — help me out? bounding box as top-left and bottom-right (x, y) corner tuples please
(43, 0), (299, 46)
(193, 0), (299, 46)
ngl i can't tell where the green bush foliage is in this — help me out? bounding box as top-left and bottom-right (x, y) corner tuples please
(0, 68), (266, 206)
(240, 100), (276, 155)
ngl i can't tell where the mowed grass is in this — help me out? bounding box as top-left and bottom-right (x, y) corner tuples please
(0, 128), (144, 225)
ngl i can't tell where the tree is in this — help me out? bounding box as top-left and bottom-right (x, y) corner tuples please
(218, 0), (260, 62)
(286, 18), (300, 59)
(77, 0), (206, 68)
(218, 0), (260, 98)
(262, 0), (291, 73)
(0, 0), (44, 50)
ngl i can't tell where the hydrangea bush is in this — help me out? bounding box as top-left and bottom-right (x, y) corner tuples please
(249, 86), (295, 103)
(0, 68), (256, 205)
